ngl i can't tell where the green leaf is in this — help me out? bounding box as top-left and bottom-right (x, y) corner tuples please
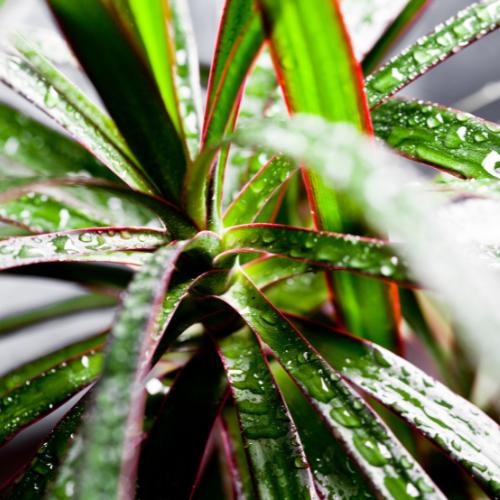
(0, 38), (155, 195)
(47, 0), (187, 202)
(298, 319), (500, 497)
(373, 98), (500, 179)
(4, 402), (85, 499)
(0, 345), (103, 446)
(217, 328), (316, 498)
(0, 294), (116, 336)
(223, 157), (295, 227)
(272, 362), (375, 499)
(365, 0), (500, 108)
(138, 345), (228, 500)
(0, 228), (168, 271)
(0, 102), (112, 180)
(362, 0), (428, 74)
(0, 333), (105, 398)
(220, 271), (442, 499)
(63, 242), (200, 499)
(223, 224), (410, 283)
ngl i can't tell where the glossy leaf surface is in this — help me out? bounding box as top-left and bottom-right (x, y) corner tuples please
(47, 0), (187, 202)
(373, 98), (500, 179)
(273, 363), (375, 499)
(0, 228), (168, 271)
(298, 320), (500, 497)
(366, 0), (500, 108)
(223, 224), (409, 283)
(218, 328), (316, 498)
(220, 271), (442, 499)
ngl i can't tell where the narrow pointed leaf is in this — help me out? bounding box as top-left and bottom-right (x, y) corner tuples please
(365, 0), (500, 108)
(47, 0), (187, 202)
(219, 271), (442, 499)
(272, 363), (375, 499)
(362, 0), (428, 74)
(138, 346), (228, 500)
(223, 157), (294, 227)
(0, 228), (168, 271)
(0, 39), (155, 194)
(0, 294), (116, 336)
(373, 98), (500, 179)
(66, 239), (211, 499)
(0, 346), (103, 446)
(297, 320), (500, 497)
(0, 102), (113, 180)
(217, 328), (317, 498)
(223, 224), (409, 284)
(3, 402), (85, 498)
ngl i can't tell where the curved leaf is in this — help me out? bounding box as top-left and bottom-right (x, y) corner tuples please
(62, 238), (213, 499)
(2, 402), (85, 498)
(138, 346), (228, 500)
(223, 224), (410, 284)
(0, 228), (168, 271)
(0, 38), (155, 195)
(0, 346), (103, 446)
(219, 271), (442, 499)
(217, 328), (317, 498)
(373, 98), (500, 179)
(0, 294), (115, 336)
(47, 0), (187, 202)
(297, 319), (500, 497)
(272, 363), (375, 499)
(365, 0), (500, 108)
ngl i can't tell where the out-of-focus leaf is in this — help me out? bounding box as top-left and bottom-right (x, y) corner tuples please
(272, 363), (375, 499)
(362, 0), (428, 74)
(365, 0), (500, 108)
(223, 157), (294, 227)
(219, 271), (442, 499)
(47, 0), (187, 202)
(0, 102), (112, 180)
(373, 99), (500, 179)
(234, 114), (500, 380)
(0, 39), (155, 195)
(61, 239), (212, 499)
(0, 346), (102, 446)
(223, 224), (409, 284)
(297, 319), (500, 497)
(217, 328), (316, 498)
(138, 346), (228, 500)
(0, 294), (115, 336)
(0, 228), (168, 271)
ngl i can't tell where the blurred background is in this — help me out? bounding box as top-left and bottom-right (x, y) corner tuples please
(0, 0), (499, 487)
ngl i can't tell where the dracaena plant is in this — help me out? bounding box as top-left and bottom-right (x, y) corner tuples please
(0, 0), (500, 498)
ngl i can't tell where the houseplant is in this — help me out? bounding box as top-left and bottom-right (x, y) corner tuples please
(0, 0), (499, 497)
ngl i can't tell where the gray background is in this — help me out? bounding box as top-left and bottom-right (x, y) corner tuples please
(0, 0), (499, 485)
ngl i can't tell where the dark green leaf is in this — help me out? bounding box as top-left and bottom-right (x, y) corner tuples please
(365, 0), (500, 108)
(138, 345), (228, 500)
(223, 224), (410, 284)
(218, 328), (316, 498)
(47, 0), (187, 202)
(219, 271), (442, 499)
